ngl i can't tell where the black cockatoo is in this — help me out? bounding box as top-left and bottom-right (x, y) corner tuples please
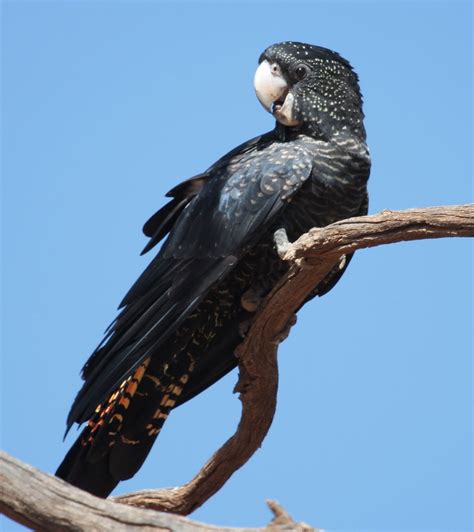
(56, 41), (370, 497)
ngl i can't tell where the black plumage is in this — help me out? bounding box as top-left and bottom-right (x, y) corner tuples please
(56, 42), (371, 497)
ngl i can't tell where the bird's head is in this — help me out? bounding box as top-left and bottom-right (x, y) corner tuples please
(254, 42), (365, 139)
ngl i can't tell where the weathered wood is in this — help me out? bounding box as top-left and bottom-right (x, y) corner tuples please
(0, 452), (315, 531)
(1, 204), (472, 530)
(287, 204), (474, 260)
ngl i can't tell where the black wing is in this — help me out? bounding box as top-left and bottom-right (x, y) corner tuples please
(66, 131), (315, 430)
(140, 130), (278, 255)
(140, 173), (209, 255)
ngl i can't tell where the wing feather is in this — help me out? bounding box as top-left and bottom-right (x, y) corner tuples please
(66, 131), (315, 431)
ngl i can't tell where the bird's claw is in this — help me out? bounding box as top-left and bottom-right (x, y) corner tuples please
(274, 228), (291, 259)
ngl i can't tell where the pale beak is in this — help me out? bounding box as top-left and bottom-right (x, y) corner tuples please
(253, 60), (301, 126)
(254, 59), (288, 112)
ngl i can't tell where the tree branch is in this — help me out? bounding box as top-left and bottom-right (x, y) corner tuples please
(114, 204), (473, 514)
(1, 204), (472, 530)
(0, 451), (313, 531)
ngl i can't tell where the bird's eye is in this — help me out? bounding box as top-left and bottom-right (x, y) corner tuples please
(294, 64), (310, 80)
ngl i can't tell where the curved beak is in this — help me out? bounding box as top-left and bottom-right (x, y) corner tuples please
(254, 60), (288, 112)
(253, 60), (301, 127)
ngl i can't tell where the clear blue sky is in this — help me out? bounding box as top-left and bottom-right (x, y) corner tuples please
(2, 1), (472, 531)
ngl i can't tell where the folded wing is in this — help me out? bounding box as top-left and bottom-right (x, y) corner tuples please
(66, 132), (315, 432)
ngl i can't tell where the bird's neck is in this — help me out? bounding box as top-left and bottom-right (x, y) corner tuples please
(276, 113), (366, 144)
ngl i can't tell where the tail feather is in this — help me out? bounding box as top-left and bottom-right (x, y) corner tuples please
(56, 350), (199, 496)
(56, 313), (244, 497)
(55, 434), (119, 497)
(107, 358), (192, 480)
(56, 358), (152, 496)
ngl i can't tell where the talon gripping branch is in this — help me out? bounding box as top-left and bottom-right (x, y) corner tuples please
(56, 42), (371, 497)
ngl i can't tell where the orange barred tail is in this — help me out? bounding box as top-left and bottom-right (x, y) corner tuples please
(56, 358), (152, 497)
(56, 356), (192, 497)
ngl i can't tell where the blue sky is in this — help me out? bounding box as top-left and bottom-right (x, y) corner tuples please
(2, 1), (472, 531)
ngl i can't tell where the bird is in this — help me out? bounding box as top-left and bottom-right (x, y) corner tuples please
(56, 41), (371, 497)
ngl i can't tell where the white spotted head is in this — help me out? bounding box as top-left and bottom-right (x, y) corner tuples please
(254, 42), (366, 139)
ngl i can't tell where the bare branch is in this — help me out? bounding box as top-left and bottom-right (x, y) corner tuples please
(287, 204), (474, 260)
(0, 452), (315, 531)
(1, 204), (471, 530)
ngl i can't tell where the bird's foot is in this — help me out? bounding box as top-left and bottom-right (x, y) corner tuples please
(240, 287), (263, 313)
(274, 228), (292, 259)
